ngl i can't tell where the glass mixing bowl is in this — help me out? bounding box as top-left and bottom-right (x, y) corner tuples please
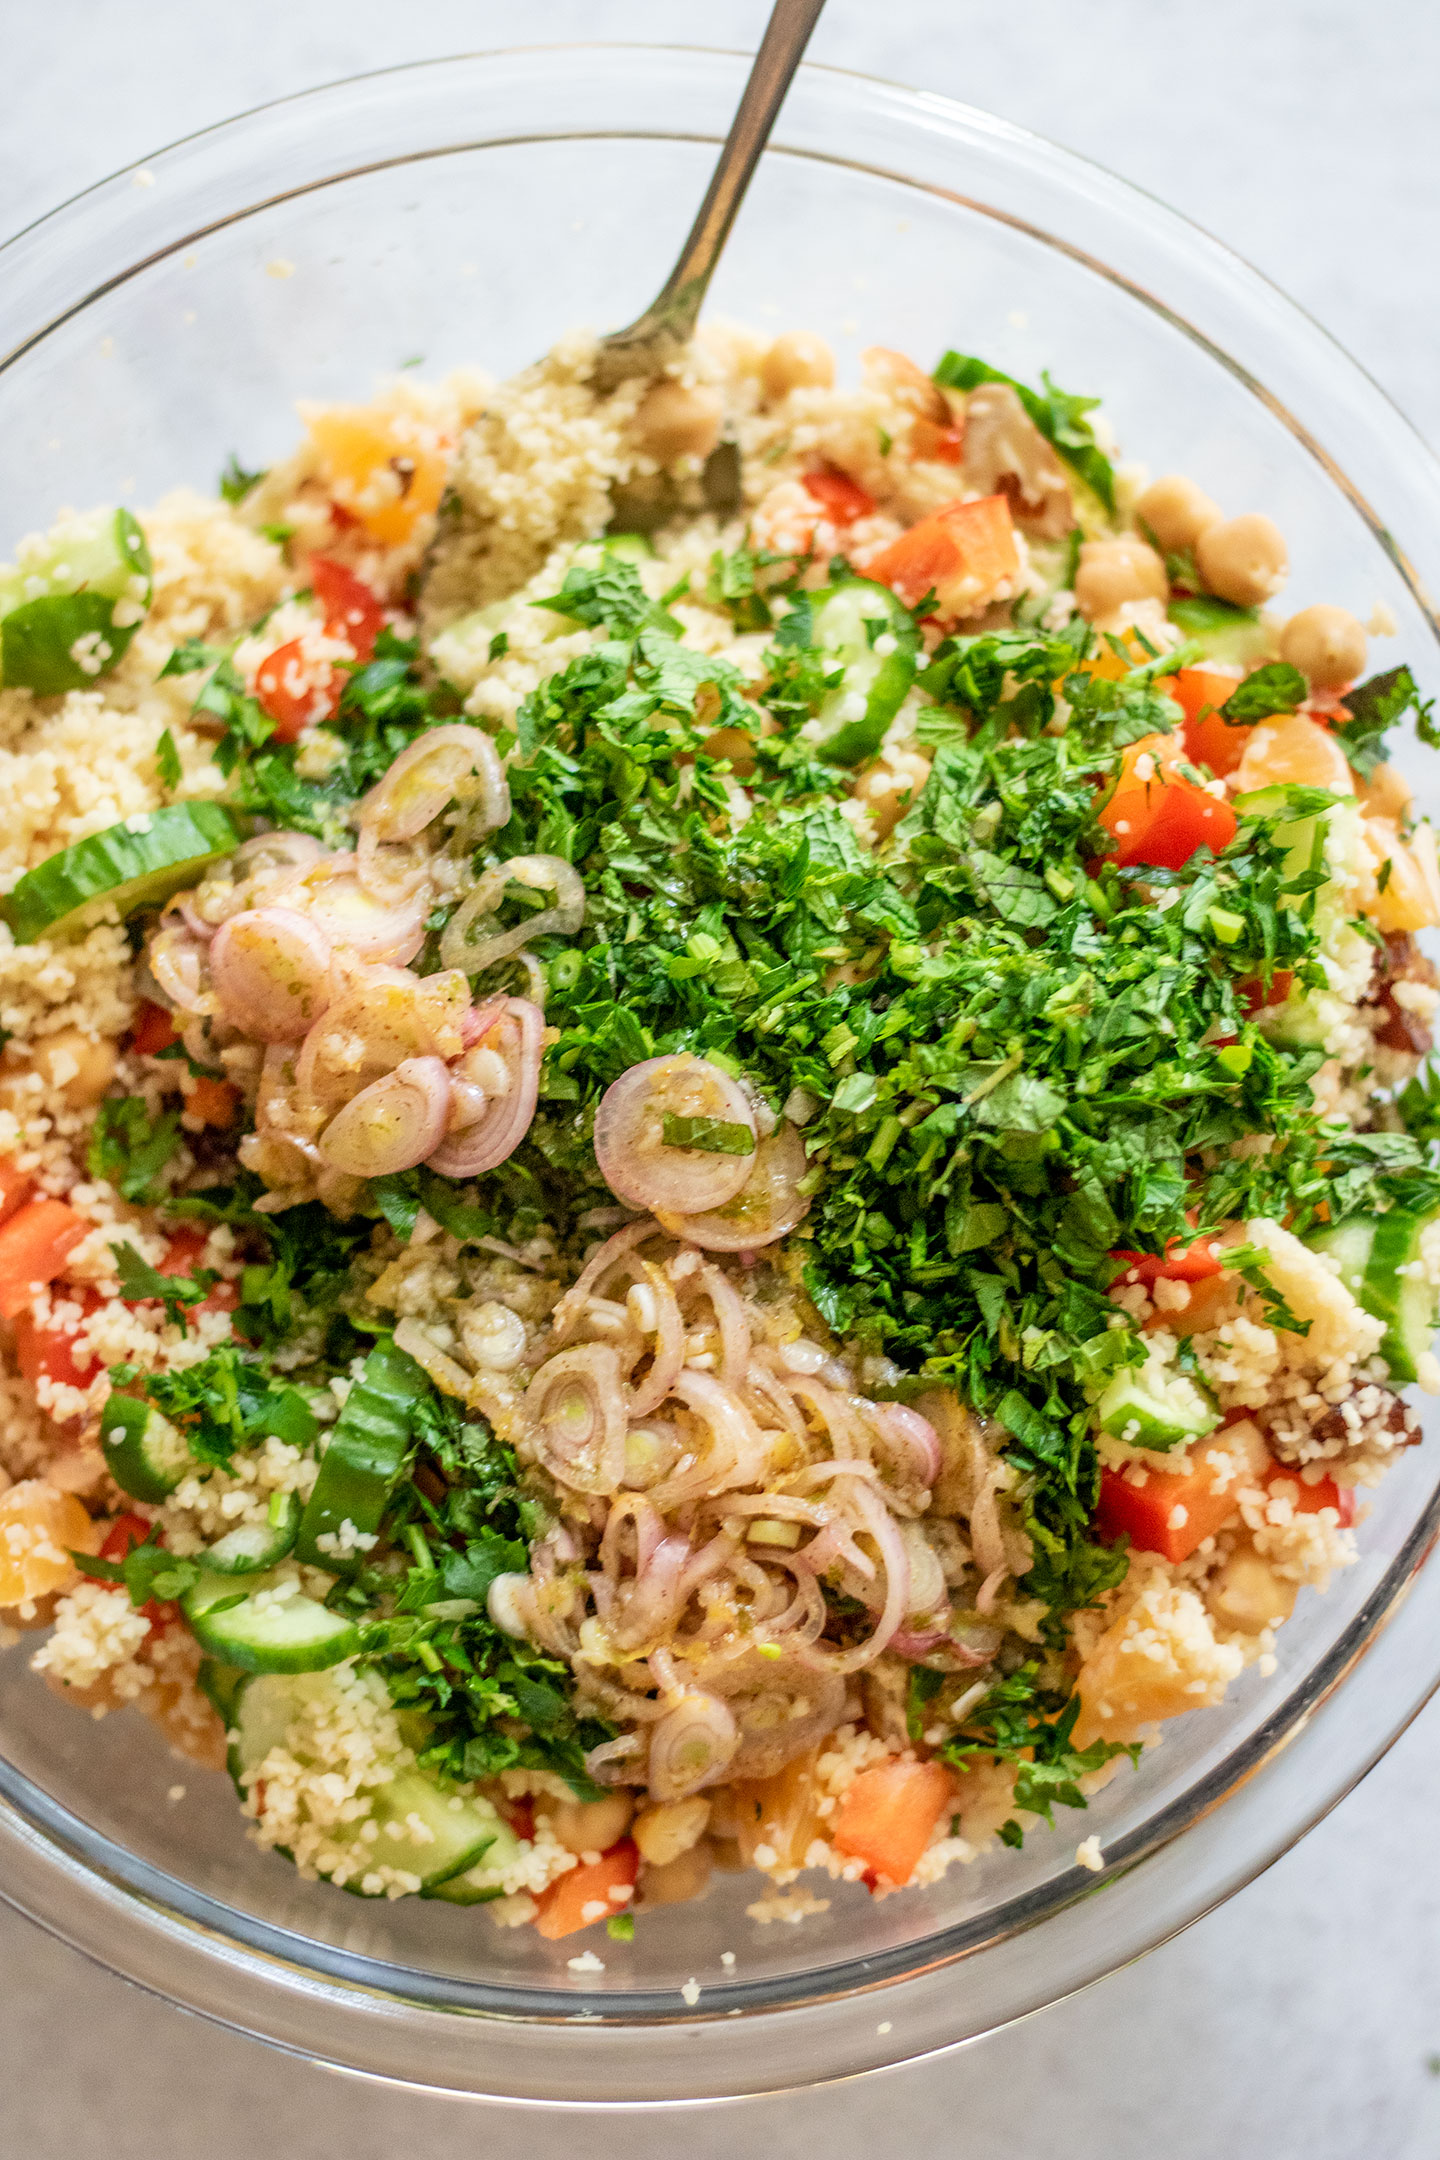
(3, 42), (1440, 2108)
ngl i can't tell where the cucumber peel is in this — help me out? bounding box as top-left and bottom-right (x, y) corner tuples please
(182, 1567), (361, 1674)
(202, 1489), (302, 1575)
(1094, 1340), (1221, 1452)
(807, 579), (919, 767)
(228, 1671), (519, 1891)
(1, 508), (153, 694)
(3, 801), (243, 943)
(100, 1394), (192, 1503)
(294, 1338), (425, 1572)
(1309, 1209), (1440, 1384)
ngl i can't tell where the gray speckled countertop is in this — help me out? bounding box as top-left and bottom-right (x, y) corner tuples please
(6, 5), (1440, 2153)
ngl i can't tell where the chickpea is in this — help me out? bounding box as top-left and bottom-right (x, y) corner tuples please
(761, 331), (835, 401)
(0, 1028), (117, 1114)
(540, 1791), (635, 1857)
(632, 1795), (711, 1868)
(1206, 1545), (1296, 1635)
(1134, 473), (1222, 555)
(633, 380), (724, 465)
(1195, 513), (1288, 608)
(635, 1837), (715, 1910)
(1073, 536), (1168, 622)
(1279, 603), (1367, 690)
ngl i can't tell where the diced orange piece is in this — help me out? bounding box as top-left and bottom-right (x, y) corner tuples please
(0, 1480), (98, 1606)
(866, 494), (1019, 617)
(0, 1199), (88, 1320)
(831, 1757), (955, 1887)
(186, 1077), (239, 1128)
(1233, 711), (1353, 795)
(0, 1157), (36, 1229)
(305, 406), (451, 547)
(534, 1839), (639, 1940)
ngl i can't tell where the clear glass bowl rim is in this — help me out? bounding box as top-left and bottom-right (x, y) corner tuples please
(3, 39), (1440, 2106)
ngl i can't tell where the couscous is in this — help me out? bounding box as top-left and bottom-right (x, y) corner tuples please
(1, 323), (1437, 1936)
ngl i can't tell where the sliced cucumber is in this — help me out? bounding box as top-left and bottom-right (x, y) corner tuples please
(0, 507), (153, 694)
(1166, 595), (1274, 669)
(293, 1338), (425, 1572)
(601, 533), (655, 563)
(182, 1567), (361, 1673)
(196, 1657), (249, 1730)
(3, 801), (243, 944)
(424, 1860), (509, 1905)
(806, 578), (919, 766)
(230, 1670), (517, 1891)
(202, 1489), (301, 1575)
(1309, 1208), (1440, 1383)
(100, 1394), (192, 1504)
(1094, 1341), (1221, 1452)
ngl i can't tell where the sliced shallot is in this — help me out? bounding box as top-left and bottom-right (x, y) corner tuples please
(148, 922), (212, 1015)
(210, 906), (334, 1043)
(646, 1689), (739, 1802)
(439, 854), (585, 977)
(317, 1055), (452, 1176)
(525, 1341), (628, 1494)
(359, 723), (509, 845)
(425, 996), (543, 1179)
(296, 967), (468, 1122)
(656, 1119), (810, 1251)
(282, 857), (429, 965)
(594, 1053), (757, 1214)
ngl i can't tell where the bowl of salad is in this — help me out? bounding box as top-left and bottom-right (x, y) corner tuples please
(3, 43), (1440, 2105)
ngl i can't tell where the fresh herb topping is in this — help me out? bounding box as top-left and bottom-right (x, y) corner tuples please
(932, 351), (1116, 511)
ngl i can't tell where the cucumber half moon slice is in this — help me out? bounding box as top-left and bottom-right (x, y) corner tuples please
(0, 507), (153, 695)
(3, 801), (242, 943)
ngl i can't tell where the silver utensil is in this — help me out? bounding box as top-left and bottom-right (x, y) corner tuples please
(591, 0), (828, 392)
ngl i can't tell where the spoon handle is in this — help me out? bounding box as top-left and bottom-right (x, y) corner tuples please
(593, 0), (828, 384)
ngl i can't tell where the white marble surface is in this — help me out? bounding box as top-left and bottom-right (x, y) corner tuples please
(6, 3), (1440, 2151)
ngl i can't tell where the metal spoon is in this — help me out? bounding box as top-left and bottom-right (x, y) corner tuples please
(423, 2), (826, 587)
(591, 0), (828, 391)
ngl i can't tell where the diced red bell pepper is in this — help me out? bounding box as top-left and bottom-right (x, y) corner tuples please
(534, 1839), (639, 1940)
(129, 1000), (178, 1057)
(1238, 971), (1294, 1014)
(1111, 1235), (1224, 1287)
(1168, 667), (1251, 778)
(13, 1287), (100, 1394)
(1263, 1460), (1356, 1528)
(0, 1158), (36, 1230)
(831, 1757), (955, 1887)
(185, 1076), (239, 1129)
(866, 495), (1020, 616)
(802, 468), (876, 525)
(309, 557), (384, 660)
(99, 1511), (177, 1630)
(0, 1200), (89, 1320)
(1097, 1456), (1245, 1564)
(255, 639), (341, 742)
(1102, 779), (1238, 871)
